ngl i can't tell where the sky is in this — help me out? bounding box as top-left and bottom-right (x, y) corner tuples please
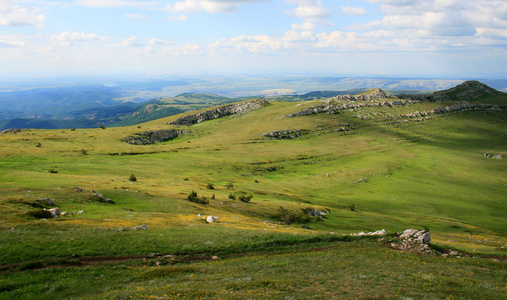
(1, 0), (507, 78)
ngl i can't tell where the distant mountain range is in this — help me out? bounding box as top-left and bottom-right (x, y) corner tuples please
(0, 79), (505, 130)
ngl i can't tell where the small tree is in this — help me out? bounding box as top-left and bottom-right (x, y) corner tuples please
(129, 174), (137, 182)
(238, 195), (253, 203)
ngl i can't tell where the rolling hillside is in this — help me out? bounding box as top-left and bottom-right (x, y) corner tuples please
(0, 81), (505, 299)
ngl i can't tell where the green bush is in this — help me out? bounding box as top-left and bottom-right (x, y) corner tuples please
(129, 174), (137, 182)
(238, 195), (253, 203)
(277, 207), (311, 225)
(187, 191), (209, 204)
(48, 168), (58, 174)
(228, 193), (236, 200)
(206, 182), (214, 189)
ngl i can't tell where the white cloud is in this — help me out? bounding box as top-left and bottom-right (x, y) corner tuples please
(149, 38), (172, 45)
(291, 22), (316, 31)
(168, 14), (189, 21)
(366, 0), (507, 38)
(77, 0), (154, 7)
(51, 31), (108, 46)
(0, 1), (45, 27)
(342, 6), (367, 16)
(108, 36), (143, 47)
(166, 0), (267, 14)
(0, 40), (26, 47)
(288, 0), (332, 24)
(124, 14), (149, 21)
(161, 43), (204, 55)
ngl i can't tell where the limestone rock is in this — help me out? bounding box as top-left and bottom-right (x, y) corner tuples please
(45, 208), (61, 218)
(206, 216), (219, 223)
(122, 129), (186, 145)
(91, 193), (115, 204)
(168, 100), (267, 126)
(392, 229), (432, 255)
(36, 198), (55, 206)
(131, 224), (148, 230)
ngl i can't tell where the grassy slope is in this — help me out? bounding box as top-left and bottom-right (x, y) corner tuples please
(0, 95), (506, 298)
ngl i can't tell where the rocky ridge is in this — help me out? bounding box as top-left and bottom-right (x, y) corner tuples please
(122, 129), (187, 145)
(285, 81), (505, 119)
(168, 99), (267, 126)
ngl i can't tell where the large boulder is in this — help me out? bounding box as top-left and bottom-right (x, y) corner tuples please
(392, 229), (432, 254)
(206, 216), (219, 223)
(36, 198), (55, 206)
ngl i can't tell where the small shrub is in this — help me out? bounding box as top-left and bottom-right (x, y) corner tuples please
(183, 177), (189, 181)
(35, 142), (41, 148)
(226, 182), (234, 189)
(228, 193), (236, 200)
(255, 179), (260, 183)
(187, 191), (209, 204)
(211, 194), (215, 200)
(71, 128), (76, 131)
(26, 209), (53, 219)
(129, 174), (137, 182)
(349, 204), (356, 212)
(238, 195), (253, 203)
(48, 168), (58, 174)
(100, 125), (106, 129)
(81, 149), (88, 155)
(277, 207), (310, 225)
(206, 182), (214, 189)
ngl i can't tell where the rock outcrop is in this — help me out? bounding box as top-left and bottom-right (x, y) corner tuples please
(122, 129), (186, 145)
(36, 198), (55, 206)
(284, 99), (418, 119)
(399, 101), (503, 119)
(351, 229), (388, 236)
(390, 229), (433, 255)
(0, 128), (21, 134)
(45, 208), (61, 218)
(91, 192), (115, 204)
(397, 80), (504, 102)
(168, 100), (267, 126)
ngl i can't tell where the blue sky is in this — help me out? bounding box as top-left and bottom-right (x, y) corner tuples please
(1, 0), (506, 78)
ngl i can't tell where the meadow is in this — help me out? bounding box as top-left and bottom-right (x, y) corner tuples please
(0, 91), (505, 299)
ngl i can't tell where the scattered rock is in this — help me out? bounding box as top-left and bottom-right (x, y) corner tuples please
(351, 229), (388, 236)
(91, 193), (115, 204)
(304, 209), (328, 219)
(206, 216), (219, 223)
(131, 224), (148, 230)
(483, 153), (503, 159)
(123, 207), (134, 211)
(36, 198), (55, 206)
(0, 128), (21, 134)
(73, 187), (85, 192)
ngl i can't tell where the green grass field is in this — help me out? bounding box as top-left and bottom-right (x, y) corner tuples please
(0, 91), (506, 299)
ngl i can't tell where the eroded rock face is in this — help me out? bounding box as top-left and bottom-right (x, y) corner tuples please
(45, 208), (61, 218)
(168, 100), (267, 126)
(122, 129), (186, 145)
(391, 229), (432, 255)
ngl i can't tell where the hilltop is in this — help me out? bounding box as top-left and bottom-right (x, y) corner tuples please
(0, 81), (506, 299)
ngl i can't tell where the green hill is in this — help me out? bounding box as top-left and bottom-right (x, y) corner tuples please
(0, 82), (505, 299)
